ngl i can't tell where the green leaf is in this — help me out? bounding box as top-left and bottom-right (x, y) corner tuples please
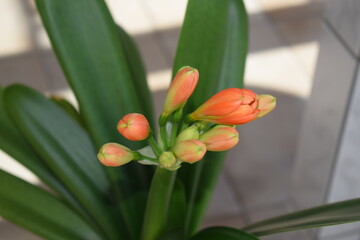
(119, 190), (148, 240)
(35, 0), (151, 149)
(190, 227), (259, 240)
(141, 168), (177, 240)
(0, 87), (89, 222)
(4, 85), (122, 240)
(51, 96), (83, 126)
(0, 169), (103, 240)
(242, 198), (360, 236)
(174, 0), (248, 236)
(35, 0), (153, 203)
(118, 26), (154, 128)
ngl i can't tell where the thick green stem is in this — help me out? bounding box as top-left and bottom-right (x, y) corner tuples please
(141, 167), (177, 240)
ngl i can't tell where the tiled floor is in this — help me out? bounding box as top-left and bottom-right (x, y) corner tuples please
(0, 0), (324, 239)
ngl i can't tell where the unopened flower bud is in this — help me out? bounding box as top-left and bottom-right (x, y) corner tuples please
(172, 140), (206, 163)
(189, 88), (276, 125)
(117, 113), (150, 141)
(159, 151), (180, 171)
(257, 94), (276, 118)
(199, 125), (239, 151)
(175, 126), (200, 143)
(97, 143), (134, 167)
(162, 66), (199, 117)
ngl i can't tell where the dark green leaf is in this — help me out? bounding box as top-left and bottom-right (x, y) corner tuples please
(51, 96), (83, 126)
(118, 26), (154, 128)
(35, 0), (151, 149)
(0, 87), (89, 222)
(4, 85), (121, 240)
(242, 198), (360, 236)
(35, 0), (153, 203)
(167, 179), (187, 230)
(0, 170), (103, 240)
(119, 190), (148, 240)
(174, 0), (248, 236)
(190, 227), (259, 240)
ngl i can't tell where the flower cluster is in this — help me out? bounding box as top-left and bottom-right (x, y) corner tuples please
(97, 66), (276, 170)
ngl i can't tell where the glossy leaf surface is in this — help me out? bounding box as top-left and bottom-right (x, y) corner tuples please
(0, 87), (91, 221)
(174, 0), (248, 236)
(35, 0), (153, 203)
(243, 198), (360, 236)
(4, 85), (121, 240)
(0, 170), (103, 240)
(35, 0), (149, 148)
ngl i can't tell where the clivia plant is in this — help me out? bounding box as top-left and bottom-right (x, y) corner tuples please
(0, 0), (359, 240)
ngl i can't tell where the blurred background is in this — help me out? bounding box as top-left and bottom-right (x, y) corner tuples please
(1, 0), (360, 239)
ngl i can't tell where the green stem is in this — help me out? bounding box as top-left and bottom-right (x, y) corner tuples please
(148, 136), (162, 157)
(169, 122), (179, 147)
(141, 167), (177, 240)
(160, 125), (169, 150)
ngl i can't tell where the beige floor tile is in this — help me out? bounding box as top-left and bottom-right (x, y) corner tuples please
(203, 172), (243, 220)
(105, 0), (154, 34)
(201, 216), (245, 230)
(246, 3), (313, 97)
(0, 52), (47, 91)
(157, 27), (181, 63)
(325, 0), (360, 56)
(133, 32), (171, 73)
(225, 88), (305, 209)
(0, 221), (41, 240)
(139, 0), (187, 30)
(0, 0), (32, 56)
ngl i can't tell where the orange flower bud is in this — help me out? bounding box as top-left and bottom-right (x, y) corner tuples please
(199, 125), (239, 151)
(97, 143), (134, 167)
(117, 113), (150, 141)
(162, 66), (199, 116)
(175, 126), (200, 143)
(172, 139), (206, 163)
(189, 88), (276, 125)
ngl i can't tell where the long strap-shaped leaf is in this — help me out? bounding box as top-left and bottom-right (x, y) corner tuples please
(118, 26), (154, 128)
(35, 0), (147, 147)
(242, 198), (360, 236)
(4, 85), (122, 240)
(0, 87), (92, 224)
(0, 170), (103, 240)
(190, 227), (259, 240)
(35, 0), (154, 202)
(173, 0), (248, 236)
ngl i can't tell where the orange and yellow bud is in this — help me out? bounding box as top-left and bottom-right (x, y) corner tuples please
(117, 113), (150, 141)
(172, 139), (206, 163)
(159, 151), (180, 171)
(257, 94), (276, 118)
(199, 125), (239, 151)
(97, 143), (134, 167)
(189, 88), (276, 125)
(175, 125), (200, 143)
(162, 66), (199, 117)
